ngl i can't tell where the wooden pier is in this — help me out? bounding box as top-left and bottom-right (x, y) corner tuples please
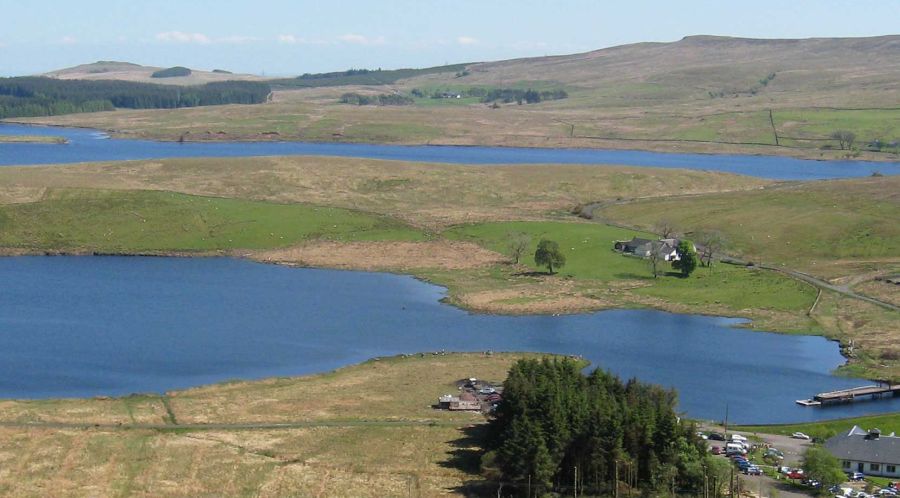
(796, 383), (900, 407)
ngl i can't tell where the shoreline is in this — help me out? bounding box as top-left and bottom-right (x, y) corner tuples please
(4, 119), (900, 165)
(0, 352), (888, 427)
(0, 249), (858, 377)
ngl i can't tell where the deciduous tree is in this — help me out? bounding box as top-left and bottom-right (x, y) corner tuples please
(654, 220), (678, 239)
(534, 239), (566, 274)
(801, 446), (846, 490)
(696, 230), (727, 267)
(672, 240), (698, 277)
(830, 130), (856, 150)
(507, 232), (531, 265)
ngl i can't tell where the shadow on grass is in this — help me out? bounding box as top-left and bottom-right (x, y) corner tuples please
(440, 424), (502, 495)
(614, 272), (655, 280)
(512, 270), (553, 277)
(440, 424), (486, 474)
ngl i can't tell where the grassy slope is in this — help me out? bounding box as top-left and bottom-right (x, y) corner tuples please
(735, 413), (900, 441)
(595, 177), (900, 280)
(0, 353), (529, 497)
(0, 156), (768, 228)
(444, 220), (818, 320)
(0, 189), (424, 252)
(43, 60), (264, 85)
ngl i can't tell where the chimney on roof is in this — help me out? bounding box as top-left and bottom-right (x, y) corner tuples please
(866, 428), (882, 440)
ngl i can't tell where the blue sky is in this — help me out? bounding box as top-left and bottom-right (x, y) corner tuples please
(1, 0), (898, 76)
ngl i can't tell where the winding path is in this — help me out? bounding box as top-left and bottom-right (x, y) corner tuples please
(754, 263), (899, 312)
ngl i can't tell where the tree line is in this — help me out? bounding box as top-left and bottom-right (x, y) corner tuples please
(411, 86), (569, 104)
(339, 92), (414, 106)
(269, 64), (470, 89)
(483, 357), (719, 496)
(0, 77), (271, 119)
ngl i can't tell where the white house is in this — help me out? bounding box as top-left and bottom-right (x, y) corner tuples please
(825, 426), (900, 478)
(613, 237), (682, 261)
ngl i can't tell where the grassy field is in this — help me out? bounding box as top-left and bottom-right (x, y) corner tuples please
(0, 353), (534, 497)
(443, 220), (819, 328)
(0, 156), (768, 228)
(0, 134), (66, 144)
(595, 176), (900, 281)
(734, 413), (900, 441)
(0, 189), (425, 253)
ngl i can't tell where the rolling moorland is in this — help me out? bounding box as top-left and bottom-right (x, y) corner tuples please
(12, 35), (900, 160)
(0, 34), (898, 497)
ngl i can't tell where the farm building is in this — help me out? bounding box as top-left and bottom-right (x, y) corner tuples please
(614, 237), (681, 261)
(825, 426), (900, 478)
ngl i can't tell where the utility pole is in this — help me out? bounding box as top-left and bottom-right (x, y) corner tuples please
(614, 460), (619, 498)
(724, 403), (730, 438)
(730, 467), (734, 498)
(574, 465), (578, 498)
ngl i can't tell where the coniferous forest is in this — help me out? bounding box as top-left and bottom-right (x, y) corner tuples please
(483, 358), (722, 497)
(0, 77), (271, 118)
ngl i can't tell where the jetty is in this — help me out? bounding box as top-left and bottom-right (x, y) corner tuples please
(797, 383), (900, 407)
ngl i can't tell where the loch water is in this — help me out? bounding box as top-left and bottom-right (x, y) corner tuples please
(2, 256), (899, 424)
(2, 123), (898, 180)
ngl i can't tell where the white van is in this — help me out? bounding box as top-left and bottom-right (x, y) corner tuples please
(725, 442), (746, 455)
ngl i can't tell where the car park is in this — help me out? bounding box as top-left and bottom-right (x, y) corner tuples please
(744, 465), (762, 475)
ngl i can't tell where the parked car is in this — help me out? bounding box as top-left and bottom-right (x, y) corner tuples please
(847, 471), (866, 481)
(744, 466), (762, 475)
(765, 448), (784, 458)
(711, 446), (722, 455)
(879, 489), (898, 497)
(787, 470), (805, 480)
(708, 432), (726, 441)
(792, 432), (811, 440)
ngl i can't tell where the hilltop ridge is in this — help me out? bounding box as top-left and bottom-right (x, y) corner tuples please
(42, 61), (263, 85)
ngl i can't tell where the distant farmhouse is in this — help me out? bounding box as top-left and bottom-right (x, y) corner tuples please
(614, 237), (683, 261)
(825, 426), (900, 478)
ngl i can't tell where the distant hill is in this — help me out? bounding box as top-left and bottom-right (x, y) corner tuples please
(43, 61), (263, 85)
(406, 35), (900, 108)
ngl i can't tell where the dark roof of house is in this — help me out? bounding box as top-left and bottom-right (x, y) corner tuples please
(623, 238), (652, 251)
(825, 426), (900, 464)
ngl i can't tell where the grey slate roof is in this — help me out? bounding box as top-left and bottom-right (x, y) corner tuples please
(825, 426), (900, 464)
(623, 238), (652, 252)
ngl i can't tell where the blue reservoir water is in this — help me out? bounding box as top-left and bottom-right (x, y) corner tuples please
(1, 123), (897, 180)
(1, 256), (897, 424)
